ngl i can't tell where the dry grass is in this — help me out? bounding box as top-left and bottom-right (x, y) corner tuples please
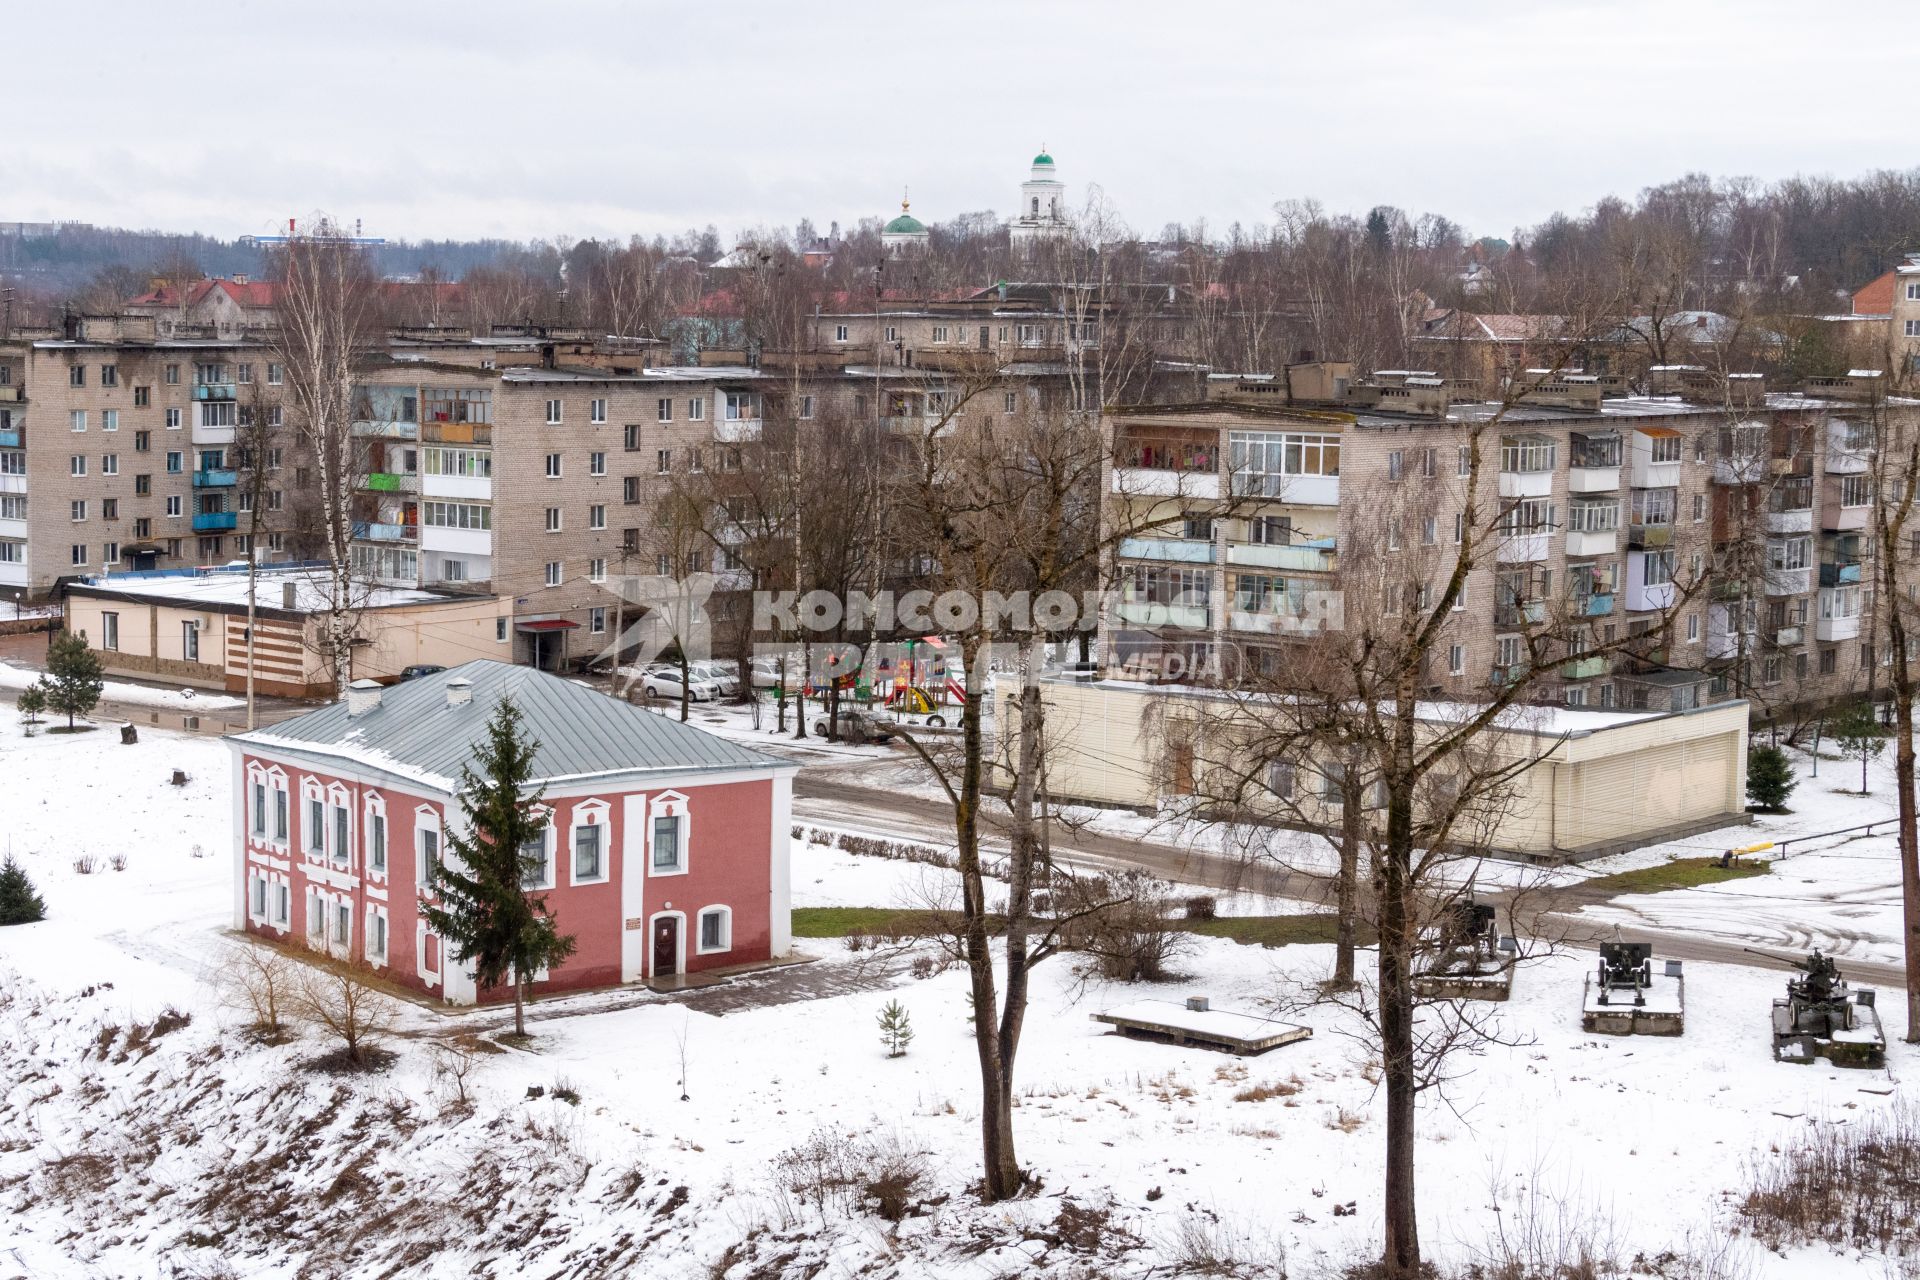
(1232, 1076), (1303, 1103)
(1742, 1099), (1920, 1253)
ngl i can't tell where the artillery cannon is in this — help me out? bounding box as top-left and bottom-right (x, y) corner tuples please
(1412, 900), (1516, 1001)
(1745, 947), (1885, 1068)
(1583, 936), (1684, 1034)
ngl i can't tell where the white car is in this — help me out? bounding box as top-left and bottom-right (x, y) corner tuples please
(689, 661), (740, 697)
(635, 665), (720, 702)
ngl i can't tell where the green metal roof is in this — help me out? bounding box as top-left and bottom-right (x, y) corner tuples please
(884, 212), (926, 235)
(1033, 152), (1054, 166)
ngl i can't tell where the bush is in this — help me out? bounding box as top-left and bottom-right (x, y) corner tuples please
(0, 856), (47, 925)
(1745, 744), (1796, 812)
(221, 943), (295, 1040)
(1184, 895), (1219, 921)
(1056, 870), (1193, 983)
(292, 951), (397, 1069)
(773, 1128), (929, 1225)
(1744, 1098), (1920, 1253)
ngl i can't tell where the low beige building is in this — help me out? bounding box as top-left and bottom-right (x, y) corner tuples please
(997, 677), (1750, 863)
(64, 567), (512, 697)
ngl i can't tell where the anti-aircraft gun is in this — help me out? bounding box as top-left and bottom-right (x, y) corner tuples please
(1746, 947), (1885, 1068)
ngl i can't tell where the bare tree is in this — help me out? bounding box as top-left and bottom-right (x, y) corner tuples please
(267, 219), (386, 695)
(292, 950), (397, 1068)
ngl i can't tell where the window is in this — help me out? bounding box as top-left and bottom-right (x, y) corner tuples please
(162, 363), (179, 385)
(656, 809), (687, 871)
(690, 448), (704, 474)
(166, 450), (183, 474)
(623, 476), (641, 504)
(266, 362), (283, 385)
(70, 410), (86, 433)
(834, 324), (849, 343)
(657, 449), (672, 474)
(589, 451), (606, 476)
(418, 820), (441, 885)
(133, 384), (149, 407)
(657, 397), (673, 422)
(166, 407), (181, 429)
(590, 398), (607, 424)
(333, 804), (350, 867)
(1448, 643), (1466, 675)
(573, 814), (605, 881)
(583, 504), (605, 533)
(698, 907), (731, 954)
(545, 507), (562, 533)
(545, 561), (562, 587)
(688, 397), (706, 421)
(496, 617), (509, 643)
(589, 605), (607, 632)
(101, 455), (117, 476)
(369, 909), (388, 963)
(519, 829), (554, 890)
(369, 812), (387, 874)
(1841, 475), (1873, 508)
(545, 452), (562, 478)
(588, 560), (608, 585)
(134, 429), (150, 453)
(70, 500), (86, 522)
(1181, 512), (1214, 541)
(101, 410), (118, 432)
(1908, 321), (1920, 338)
(1421, 517), (1438, 545)
(70, 544), (87, 567)
(1650, 435), (1683, 464)
(421, 501), (491, 530)
(1265, 761), (1294, 798)
(545, 399), (563, 424)
(800, 395), (816, 419)
(69, 365), (85, 388)
(166, 495), (183, 517)
(1388, 450), (1404, 482)
(1228, 430), (1340, 496)
(1320, 762), (1346, 805)
(182, 620), (200, 662)
(101, 612), (119, 651)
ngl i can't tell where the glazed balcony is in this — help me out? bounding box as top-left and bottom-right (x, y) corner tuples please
(192, 468), (238, 488)
(353, 521), (418, 543)
(1118, 537), (1215, 565)
(191, 384), (236, 401)
(1561, 656), (1608, 680)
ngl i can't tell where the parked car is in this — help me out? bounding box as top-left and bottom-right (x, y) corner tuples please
(749, 657), (788, 689)
(809, 708), (894, 744)
(688, 661), (740, 697)
(636, 664), (720, 702)
(398, 664), (447, 681)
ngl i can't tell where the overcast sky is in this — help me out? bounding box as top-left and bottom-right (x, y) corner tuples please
(13, 0), (1918, 248)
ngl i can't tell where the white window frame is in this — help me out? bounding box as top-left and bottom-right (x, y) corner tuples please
(569, 798), (612, 885)
(545, 398), (563, 425)
(520, 806), (556, 890)
(646, 790), (691, 877)
(590, 398), (607, 424)
(366, 904), (389, 968)
(302, 777), (327, 858)
(415, 806), (443, 893)
(327, 782), (353, 871)
(696, 905), (733, 955)
(365, 792), (388, 878)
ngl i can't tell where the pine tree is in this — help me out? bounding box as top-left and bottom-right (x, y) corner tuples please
(877, 998), (914, 1058)
(38, 631), (104, 730)
(15, 684), (46, 727)
(420, 697), (576, 1037)
(0, 856), (46, 925)
(1745, 744), (1797, 813)
(1830, 700), (1888, 796)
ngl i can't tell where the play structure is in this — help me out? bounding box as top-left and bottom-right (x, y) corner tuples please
(1411, 901), (1516, 1000)
(1582, 938), (1685, 1035)
(1752, 948), (1885, 1068)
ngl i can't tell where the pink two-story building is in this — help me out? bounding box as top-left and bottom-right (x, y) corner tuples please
(227, 660), (796, 1003)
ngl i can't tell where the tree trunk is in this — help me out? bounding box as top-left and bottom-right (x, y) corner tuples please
(794, 640), (810, 739)
(513, 964), (525, 1038)
(1896, 676), (1920, 1043)
(1379, 717), (1421, 1278)
(1333, 767), (1361, 989)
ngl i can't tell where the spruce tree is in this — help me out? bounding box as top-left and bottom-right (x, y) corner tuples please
(877, 998), (914, 1058)
(15, 684), (46, 727)
(38, 631), (104, 730)
(421, 697), (575, 1037)
(1830, 700), (1887, 796)
(1745, 744), (1796, 813)
(0, 856), (46, 925)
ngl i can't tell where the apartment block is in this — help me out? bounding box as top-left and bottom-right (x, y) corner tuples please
(0, 315), (294, 599)
(1100, 364), (1919, 719)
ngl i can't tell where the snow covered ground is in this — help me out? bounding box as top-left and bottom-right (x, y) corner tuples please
(0, 719), (1914, 1277)
(0, 657), (245, 712)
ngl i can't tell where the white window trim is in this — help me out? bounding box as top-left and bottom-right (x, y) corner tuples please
(301, 777), (328, 859)
(415, 805), (443, 895)
(523, 804), (557, 891)
(366, 904), (390, 969)
(327, 782), (353, 871)
(365, 792), (388, 879)
(645, 790), (691, 877)
(417, 920), (442, 990)
(695, 904), (733, 955)
(569, 798), (612, 886)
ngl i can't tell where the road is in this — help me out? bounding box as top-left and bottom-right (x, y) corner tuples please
(792, 760), (1911, 990)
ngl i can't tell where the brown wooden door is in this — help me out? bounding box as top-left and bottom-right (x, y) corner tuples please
(653, 916), (678, 977)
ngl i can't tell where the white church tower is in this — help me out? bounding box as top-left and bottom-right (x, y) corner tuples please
(1009, 148), (1068, 252)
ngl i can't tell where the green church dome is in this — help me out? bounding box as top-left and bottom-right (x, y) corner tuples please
(1033, 151), (1054, 166)
(884, 212), (925, 235)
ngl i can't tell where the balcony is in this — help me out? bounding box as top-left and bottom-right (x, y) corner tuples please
(1561, 656), (1608, 680)
(192, 468), (238, 488)
(192, 423), (236, 446)
(1496, 532), (1551, 563)
(1825, 438), (1871, 475)
(1582, 592), (1615, 617)
(363, 472), (420, 494)
(1816, 614), (1861, 643)
(1711, 455), (1767, 486)
(1229, 471), (1337, 506)
(1773, 626), (1803, 647)
(1567, 466), (1621, 494)
(1118, 537), (1215, 565)
(1764, 567), (1812, 597)
(0, 474), (24, 496)
(715, 419), (761, 443)
(1498, 469), (1554, 499)
(1113, 467), (1222, 500)
(191, 384), (236, 401)
(1116, 600), (1211, 630)
(353, 521), (418, 543)
(191, 511), (237, 532)
(1824, 505), (1869, 532)
(1628, 522), (1673, 548)
(1495, 599), (1548, 628)
(1225, 540), (1337, 573)
(1565, 528), (1617, 556)
(353, 419), (419, 440)
(1819, 561), (1862, 587)
(0, 428), (19, 449)
(1764, 508), (1813, 534)
(422, 422), (492, 445)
